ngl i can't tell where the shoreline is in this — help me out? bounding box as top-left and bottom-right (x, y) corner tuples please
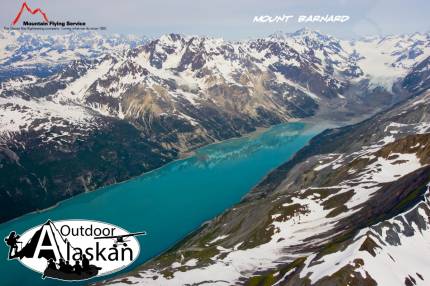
(95, 115), (373, 284)
(0, 114), (365, 286)
(177, 125), (273, 159)
(0, 111), (365, 227)
(0, 119), (308, 227)
(96, 119), (345, 284)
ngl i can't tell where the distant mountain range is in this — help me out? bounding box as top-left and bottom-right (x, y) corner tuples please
(0, 31), (148, 82)
(95, 34), (430, 286)
(0, 29), (429, 223)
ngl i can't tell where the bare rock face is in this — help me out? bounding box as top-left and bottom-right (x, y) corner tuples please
(95, 55), (430, 285)
(0, 30), (428, 222)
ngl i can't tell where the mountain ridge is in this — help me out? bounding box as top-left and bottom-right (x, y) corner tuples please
(0, 29), (428, 222)
(93, 53), (430, 285)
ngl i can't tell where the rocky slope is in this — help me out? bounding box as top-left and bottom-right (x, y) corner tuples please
(96, 57), (430, 285)
(0, 30), (428, 222)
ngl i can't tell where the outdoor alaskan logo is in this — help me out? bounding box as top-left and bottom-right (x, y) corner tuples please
(4, 220), (146, 281)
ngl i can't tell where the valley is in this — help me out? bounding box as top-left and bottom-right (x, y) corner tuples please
(1, 28), (429, 286)
(96, 53), (430, 285)
(1, 29), (427, 222)
(0, 121), (321, 286)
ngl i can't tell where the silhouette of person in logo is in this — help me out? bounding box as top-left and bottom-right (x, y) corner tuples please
(4, 231), (21, 259)
(58, 258), (66, 272)
(82, 254), (90, 271)
(47, 258), (57, 270)
(65, 260), (73, 273)
(42, 258), (58, 279)
(73, 260), (83, 275)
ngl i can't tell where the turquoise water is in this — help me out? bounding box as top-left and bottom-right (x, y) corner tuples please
(0, 122), (321, 286)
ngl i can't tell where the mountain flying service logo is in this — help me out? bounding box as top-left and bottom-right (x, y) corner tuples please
(12, 2), (49, 25)
(10, 1), (88, 29)
(4, 220), (146, 281)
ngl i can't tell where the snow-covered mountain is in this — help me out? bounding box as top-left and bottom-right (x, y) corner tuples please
(3, 29), (428, 148)
(96, 52), (430, 285)
(342, 32), (430, 90)
(0, 30), (428, 222)
(0, 31), (147, 81)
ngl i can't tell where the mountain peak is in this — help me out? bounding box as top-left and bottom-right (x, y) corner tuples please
(159, 33), (185, 44)
(268, 28), (333, 42)
(290, 27), (326, 38)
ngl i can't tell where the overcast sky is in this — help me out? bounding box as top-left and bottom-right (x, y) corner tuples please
(1, 0), (429, 40)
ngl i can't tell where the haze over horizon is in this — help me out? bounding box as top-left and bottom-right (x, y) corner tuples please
(1, 0), (429, 40)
